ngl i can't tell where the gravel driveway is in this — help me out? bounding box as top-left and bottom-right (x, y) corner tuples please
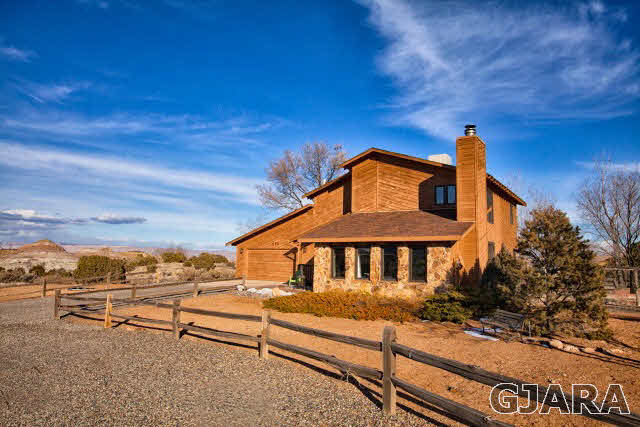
(0, 321), (431, 426)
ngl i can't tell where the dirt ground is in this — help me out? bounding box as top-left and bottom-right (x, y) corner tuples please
(66, 293), (640, 426)
(0, 282), (131, 303)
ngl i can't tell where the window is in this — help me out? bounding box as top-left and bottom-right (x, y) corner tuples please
(435, 185), (456, 205)
(381, 246), (398, 281)
(356, 247), (370, 279)
(331, 247), (345, 278)
(488, 242), (495, 260)
(409, 246), (426, 282)
(510, 204), (515, 225)
(487, 189), (494, 224)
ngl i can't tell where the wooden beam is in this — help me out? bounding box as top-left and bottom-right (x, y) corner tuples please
(193, 282), (199, 298)
(104, 294), (112, 328)
(53, 289), (60, 320)
(270, 318), (381, 351)
(391, 376), (512, 427)
(382, 326), (397, 415)
(41, 278), (47, 297)
(267, 338), (382, 381)
(172, 298), (181, 340)
(259, 310), (271, 359)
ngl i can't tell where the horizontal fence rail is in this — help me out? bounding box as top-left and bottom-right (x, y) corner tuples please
(53, 291), (640, 426)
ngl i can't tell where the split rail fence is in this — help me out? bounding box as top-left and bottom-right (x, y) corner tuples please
(1, 272), (242, 301)
(54, 291), (640, 426)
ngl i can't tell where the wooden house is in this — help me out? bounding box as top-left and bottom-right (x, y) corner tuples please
(227, 125), (526, 297)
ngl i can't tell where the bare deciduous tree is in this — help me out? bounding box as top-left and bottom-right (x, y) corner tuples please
(577, 160), (640, 268)
(257, 142), (347, 211)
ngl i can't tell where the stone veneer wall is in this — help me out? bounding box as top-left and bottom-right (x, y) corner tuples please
(312, 242), (456, 299)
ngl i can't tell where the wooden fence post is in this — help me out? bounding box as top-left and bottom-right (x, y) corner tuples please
(131, 282), (137, 299)
(41, 277), (47, 297)
(635, 269), (639, 307)
(260, 310), (271, 359)
(104, 294), (113, 328)
(193, 281), (199, 298)
(382, 325), (397, 415)
(107, 272), (111, 287)
(53, 289), (61, 320)
(172, 299), (181, 340)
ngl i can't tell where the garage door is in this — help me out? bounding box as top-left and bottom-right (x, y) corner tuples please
(247, 249), (295, 282)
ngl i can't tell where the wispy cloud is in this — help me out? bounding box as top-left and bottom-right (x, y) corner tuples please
(91, 214), (146, 224)
(0, 108), (288, 148)
(358, 0), (639, 139)
(576, 160), (640, 172)
(0, 45), (36, 62)
(0, 141), (262, 204)
(12, 81), (92, 103)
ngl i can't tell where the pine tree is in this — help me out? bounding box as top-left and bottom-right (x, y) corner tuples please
(514, 206), (609, 337)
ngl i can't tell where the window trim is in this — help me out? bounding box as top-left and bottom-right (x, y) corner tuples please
(409, 245), (426, 283)
(331, 246), (345, 279)
(380, 245), (398, 281)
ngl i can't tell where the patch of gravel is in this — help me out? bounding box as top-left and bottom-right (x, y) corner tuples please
(0, 297), (52, 325)
(0, 321), (431, 426)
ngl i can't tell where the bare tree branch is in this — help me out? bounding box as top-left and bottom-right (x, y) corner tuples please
(577, 159), (640, 267)
(257, 142), (347, 211)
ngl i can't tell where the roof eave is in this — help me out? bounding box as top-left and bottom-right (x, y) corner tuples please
(225, 205), (313, 246)
(297, 235), (465, 243)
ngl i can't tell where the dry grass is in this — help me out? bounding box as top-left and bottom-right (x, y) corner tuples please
(263, 290), (418, 322)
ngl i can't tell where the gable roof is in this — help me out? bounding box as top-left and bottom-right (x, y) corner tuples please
(226, 204), (313, 246)
(314, 147), (526, 206)
(297, 210), (473, 243)
(303, 171), (351, 199)
(340, 147), (456, 170)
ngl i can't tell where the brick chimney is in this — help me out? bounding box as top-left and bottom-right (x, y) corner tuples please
(455, 124), (488, 280)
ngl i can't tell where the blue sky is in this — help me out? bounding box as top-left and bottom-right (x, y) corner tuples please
(1, 0), (639, 249)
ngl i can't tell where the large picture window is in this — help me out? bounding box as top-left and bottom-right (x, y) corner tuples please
(410, 246), (426, 282)
(356, 247), (370, 279)
(381, 246), (398, 281)
(331, 247), (345, 278)
(435, 185), (456, 205)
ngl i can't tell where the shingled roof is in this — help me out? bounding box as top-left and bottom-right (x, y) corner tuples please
(297, 210), (473, 243)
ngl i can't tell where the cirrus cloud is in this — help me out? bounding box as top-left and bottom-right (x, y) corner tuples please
(358, 0), (639, 139)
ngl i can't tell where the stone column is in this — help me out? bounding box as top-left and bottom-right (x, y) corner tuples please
(397, 245), (409, 285)
(427, 246), (452, 292)
(345, 246), (355, 286)
(313, 244), (331, 292)
(370, 245), (381, 285)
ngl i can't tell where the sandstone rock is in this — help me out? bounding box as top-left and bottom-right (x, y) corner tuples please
(563, 344), (580, 353)
(236, 285), (246, 292)
(548, 339), (564, 350)
(581, 347), (596, 354)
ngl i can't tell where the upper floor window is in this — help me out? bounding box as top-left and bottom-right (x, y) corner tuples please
(356, 247), (370, 279)
(435, 185), (456, 205)
(381, 246), (398, 281)
(332, 247), (345, 278)
(487, 189), (494, 224)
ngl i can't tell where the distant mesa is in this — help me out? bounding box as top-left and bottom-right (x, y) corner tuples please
(17, 239), (68, 254)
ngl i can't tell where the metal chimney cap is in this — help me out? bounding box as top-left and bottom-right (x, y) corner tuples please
(464, 124), (476, 136)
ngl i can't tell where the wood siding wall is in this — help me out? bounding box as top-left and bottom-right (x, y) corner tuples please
(235, 176), (350, 280)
